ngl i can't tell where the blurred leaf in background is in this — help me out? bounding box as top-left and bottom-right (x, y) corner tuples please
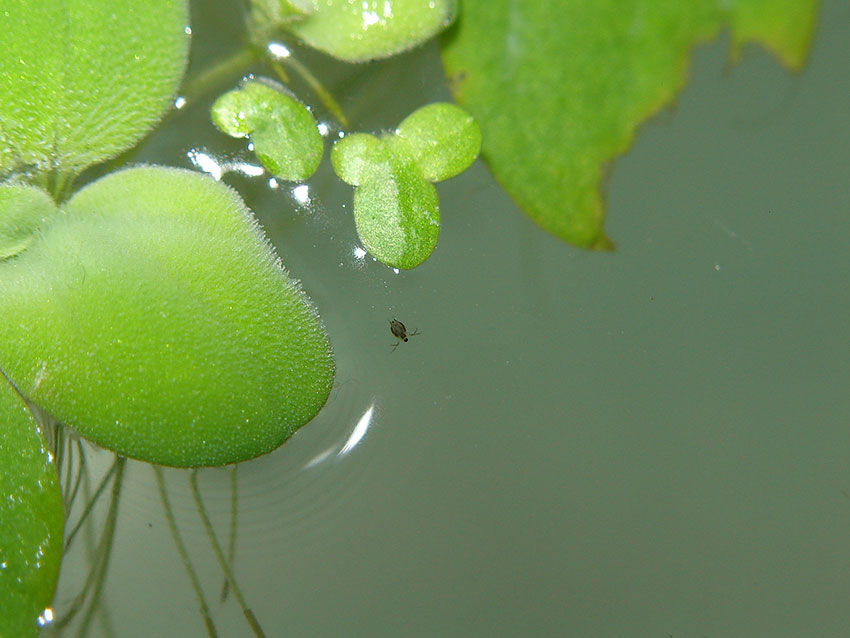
(441, 0), (818, 249)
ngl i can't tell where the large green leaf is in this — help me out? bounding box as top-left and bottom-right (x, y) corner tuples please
(0, 0), (188, 179)
(0, 381), (64, 638)
(0, 166), (334, 467)
(441, 0), (818, 248)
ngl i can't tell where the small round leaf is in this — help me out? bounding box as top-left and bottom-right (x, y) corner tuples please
(351, 153), (440, 270)
(0, 184), (58, 260)
(330, 133), (391, 186)
(211, 80), (323, 181)
(395, 102), (481, 182)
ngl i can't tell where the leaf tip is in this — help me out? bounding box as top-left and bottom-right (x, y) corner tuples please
(591, 233), (615, 252)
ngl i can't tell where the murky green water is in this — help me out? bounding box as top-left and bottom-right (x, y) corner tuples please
(53, 1), (849, 636)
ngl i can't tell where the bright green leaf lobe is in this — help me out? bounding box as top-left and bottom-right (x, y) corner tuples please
(395, 102), (481, 182)
(0, 184), (58, 260)
(211, 80), (323, 181)
(0, 382), (64, 638)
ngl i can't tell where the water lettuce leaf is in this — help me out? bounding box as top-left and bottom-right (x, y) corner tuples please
(0, 0), (189, 179)
(0, 166), (334, 467)
(284, 0), (457, 62)
(441, 0), (818, 248)
(0, 382), (64, 638)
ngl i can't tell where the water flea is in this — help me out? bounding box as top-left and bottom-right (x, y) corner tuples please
(389, 318), (420, 351)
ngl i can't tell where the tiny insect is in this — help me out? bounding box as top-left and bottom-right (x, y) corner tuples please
(389, 318), (420, 351)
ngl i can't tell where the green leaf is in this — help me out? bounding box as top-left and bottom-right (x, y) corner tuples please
(395, 102), (481, 182)
(0, 381), (64, 638)
(0, 0), (189, 179)
(0, 184), (58, 260)
(331, 133), (393, 186)
(441, 0), (818, 248)
(332, 102), (478, 269)
(334, 134), (441, 269)
(284, 0), (458, 62)
(0, 166), (334, 468)
(211, 80), (323, 181)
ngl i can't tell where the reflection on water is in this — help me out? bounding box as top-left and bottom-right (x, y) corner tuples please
(186, 148), (265, 181)
(338, 403), (375, 457)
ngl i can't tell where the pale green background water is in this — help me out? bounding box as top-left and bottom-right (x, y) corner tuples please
(55, 1), (849, 636)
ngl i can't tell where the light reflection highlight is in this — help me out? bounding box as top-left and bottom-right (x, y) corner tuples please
(187, 150), (265, 181)
(303, 447), (334, 470)
(37, 608), (54, 627)
(292, 184), (310, 204)
(339, 404), (374, 456)
(187, 149), (223, 180)
(173, 96), (186, 109)
(361, 10), (380, 26)
(267, 42), (291, 59)
(232, 162), (265, 177)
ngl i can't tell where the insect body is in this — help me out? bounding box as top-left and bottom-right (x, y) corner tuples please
(389, 318), (420, 351)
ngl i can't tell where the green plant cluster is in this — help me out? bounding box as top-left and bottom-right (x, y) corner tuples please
(209, 78), (480, 270)
(0, 0), (474, 633)
(0, 0), (819, 633)
(331, 103), (480, 269)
